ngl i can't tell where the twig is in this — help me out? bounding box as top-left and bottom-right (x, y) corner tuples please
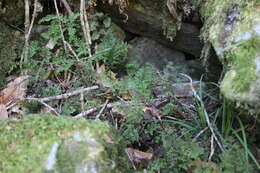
(208, 134), (215, 161)
(73, 107), (98, 119)
(74, 103), (113, 119)
(54, 0), (67, 52)
(64, 41), (79, 61)
(80, 0), (92, 57)
(192, 127), (208, 142)
(21, 0), (38, 63)
(26, 98), (59, 116)
(60, 0), (73, 15)
(96, 99), (109, 119)
(27, 86), (98, 102)
(180, 73), (225, 152)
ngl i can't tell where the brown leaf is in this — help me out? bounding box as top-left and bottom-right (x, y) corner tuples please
(0, 104), (8, 120)
(122, 91), (132, 100)
(125, 148), (154, 164)
(0, 75), (29, 105)
(143, 106), (162, 120)
(97, 64), (106, 74)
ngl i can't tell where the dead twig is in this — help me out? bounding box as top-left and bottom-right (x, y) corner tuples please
(96, 99), (109, 119)
(26, 98), (59, 116)
(180, 73), (225, 152)
(54, 0), (67, 52)
(209, 134), (215, 161)
(27, 86), (98, 102)
(21, 0), (39, 64)
(74, 103), (113, 119)
(80, 0), (92, 57)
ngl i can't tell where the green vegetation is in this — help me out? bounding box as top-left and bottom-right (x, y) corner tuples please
(0, 2), (260, 172)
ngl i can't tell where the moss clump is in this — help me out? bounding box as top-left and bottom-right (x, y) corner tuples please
(0, 115), (127, 173)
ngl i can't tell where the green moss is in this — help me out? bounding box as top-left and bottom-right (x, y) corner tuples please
(228, 37), (259, 92)
(197, 0), (260, 110)
(0, 115), (122, 173)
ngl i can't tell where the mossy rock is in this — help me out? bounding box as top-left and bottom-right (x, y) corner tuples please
(0, 115), (130, 173)
(198, 0), (260, 114)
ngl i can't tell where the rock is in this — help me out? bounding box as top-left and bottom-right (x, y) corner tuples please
(97, 0), (203, 57)
(152, 81), (204, 98)
(0, 115), (130, 173)
(127, 37), (204, 79)
(197, 0), (260, 114)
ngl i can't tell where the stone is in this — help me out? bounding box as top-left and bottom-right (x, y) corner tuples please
(97, 0), (203, 57)
(0, 115), (130, 173)
(127, 37), (204, 79)
(197, 0), (260, 114)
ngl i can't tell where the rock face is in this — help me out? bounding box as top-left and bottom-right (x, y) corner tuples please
(98, 0), (203, 57)
(197, 0), (260, 114)
(0, 115), (129, 173)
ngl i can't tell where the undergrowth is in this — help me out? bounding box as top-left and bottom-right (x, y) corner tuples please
(8, 9), (260, 173)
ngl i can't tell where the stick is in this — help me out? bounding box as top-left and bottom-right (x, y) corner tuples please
(180, 73), (225, 152)
(80, 0), (92, 57)
(73, 107), (98, 119)
(74, 103), (113, 119)
(26, 98), (59, 116)
(21, 0), (38, 63)
(27, 86), (98, 102)
(96, 99), (109, 119)
(54, 0), (67, 52)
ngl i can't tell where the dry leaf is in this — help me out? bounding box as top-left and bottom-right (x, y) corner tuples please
(0, 104), (8, 120)
(143, 106), (162, 120)
(0, 75), (29, 105)
(122, 91), (132, 100)
(125, 148), (153, 165)
(108, 70), (117, 80)
(97, 64), (106, 74)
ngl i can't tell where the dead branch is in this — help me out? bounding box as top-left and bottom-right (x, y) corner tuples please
(21, 0), (39, 63)
(73, 103), (113, 119)
(80, 0), (92, 57)
(26, 98), (59, 116)
(96, 99), (109, 119)
(54, 0), (67, 52)
(27, 86), (98, 102)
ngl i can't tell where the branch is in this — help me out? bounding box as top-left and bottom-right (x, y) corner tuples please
(26, 98), (60, 116)
(27, 86), (98, 102)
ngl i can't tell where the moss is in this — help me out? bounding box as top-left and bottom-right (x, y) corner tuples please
(197, 0), (260, 111)
(0, 115), (126, 173)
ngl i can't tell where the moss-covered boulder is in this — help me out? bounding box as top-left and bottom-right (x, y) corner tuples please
(0, 115), (130, 173)
(197, 0), (260, 114)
